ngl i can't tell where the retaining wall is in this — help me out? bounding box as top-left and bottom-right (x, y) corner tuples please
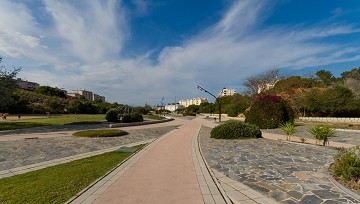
(298, 117), (360, 123)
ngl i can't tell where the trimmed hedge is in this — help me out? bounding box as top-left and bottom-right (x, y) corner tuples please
(210, 120), (262, 139)
(73, 129), (128, 137)
(245, 94), (294, 129)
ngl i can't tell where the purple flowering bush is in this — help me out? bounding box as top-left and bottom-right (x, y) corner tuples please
(245, 94), (294, 129)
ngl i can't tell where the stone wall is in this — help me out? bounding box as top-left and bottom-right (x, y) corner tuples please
(298, 117), (360, 123)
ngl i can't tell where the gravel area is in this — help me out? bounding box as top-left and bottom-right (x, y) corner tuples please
(262, 125), (360, 145)
(199, 126), (359, 203)
(0, 125), (178, 171)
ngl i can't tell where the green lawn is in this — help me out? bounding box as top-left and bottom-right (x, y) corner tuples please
(0, 144), (145, 204)
(73, 129), (128, 137)
(143, 115), (166, 120)
(0, 115), (105, 131)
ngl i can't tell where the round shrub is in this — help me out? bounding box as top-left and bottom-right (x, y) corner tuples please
(245, 94), (294, 129)
(73, 129), (128, 137)
(210, 120), (262, 139)
(105, 109), (119, 122)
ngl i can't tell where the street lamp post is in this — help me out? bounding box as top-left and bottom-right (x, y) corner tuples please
(197, 85), (222, 122)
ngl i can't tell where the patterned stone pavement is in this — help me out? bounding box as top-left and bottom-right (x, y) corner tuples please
(199, 126), (359, 204)
(262, 125), (360, 145)
(0, 125), (178, 171)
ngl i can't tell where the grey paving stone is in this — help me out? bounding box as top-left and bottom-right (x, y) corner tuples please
(312, 190), (340, 199)
(299, 195), (322, 204)
(199, 126), (357, 204)
(0, 125), (179, 171)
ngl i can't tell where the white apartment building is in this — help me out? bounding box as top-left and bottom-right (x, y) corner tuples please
(218, 87), (237, 97)
(68, 89), (93, 100)
(67, 89), (106, 101)
(257, 81), (278, 94)
(92, 93), (106, 102)
(16, 78), (40, 91)
(165, 103), (184, 112)
(179, 98), (208, 107)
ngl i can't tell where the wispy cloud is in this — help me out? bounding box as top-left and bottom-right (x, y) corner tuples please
(1, 0), (360, 105)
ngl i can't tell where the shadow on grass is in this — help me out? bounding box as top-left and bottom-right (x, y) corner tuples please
(0, 122), (50, 131)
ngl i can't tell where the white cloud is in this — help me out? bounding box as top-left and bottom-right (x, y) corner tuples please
(3, 0), (360, 105)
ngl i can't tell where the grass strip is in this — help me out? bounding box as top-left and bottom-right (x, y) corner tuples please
(0, 144), (145, 204)
(0, 115), (105, 131)
(143, 115), (166, 120)
(73, 129), (128, 137)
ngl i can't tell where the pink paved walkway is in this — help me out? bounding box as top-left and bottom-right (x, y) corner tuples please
(93, 119), (204, 204)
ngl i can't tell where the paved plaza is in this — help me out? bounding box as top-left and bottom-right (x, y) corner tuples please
(200, 126), (358, 203)
(0, 116), (359, 203)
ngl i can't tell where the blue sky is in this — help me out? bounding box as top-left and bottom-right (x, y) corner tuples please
(1, 0), (360, 105)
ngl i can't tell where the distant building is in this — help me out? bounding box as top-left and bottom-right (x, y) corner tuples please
(67, 92), (81, 99)
(165, 103), (184, 112)
(92, 93), (105, 102)
(257, 81), (278, 94)
(179, 98), (208, 107)
(16, 78), (39, 91)
(67, 89), (105, 102)
(67, 89), (93, 100)
(218, 87), (237, 97)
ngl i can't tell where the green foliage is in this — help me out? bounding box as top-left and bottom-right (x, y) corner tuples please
(143, 115), (166, 120)
(333, 146), (360, 183)
(303, 86), (360, 117)
(316, 70), (335, 85)
(341, 67), (360, 80)
(0, 145), (144, 204)
(105, 109), (119, 122)
(73, 129), (128, 137)
(198, 102), (215, 113)
(245, 94), (294, 129)
(119, 113), (144, 123)
(279, 121), (296, 141)
(272, 76), (317, 93)
(220, 94), (252, 117)
(35, 86), (66, 98)
(7, 89), (116, 114)
(0, 57), (20, 112)
(308, 125), (335, 146)
(210, 120), (262, 139)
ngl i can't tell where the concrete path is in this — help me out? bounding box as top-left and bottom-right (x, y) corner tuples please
(81, 119), (205, 204)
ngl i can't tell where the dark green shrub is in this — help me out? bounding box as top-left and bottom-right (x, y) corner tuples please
(245, 94), (294, 129)
(105, 109), (119, 122)
(210, 120), (262, 139)
(120, 113), (144, 123)
(131, 113), (143, 122)
(333, 146), (360, 183)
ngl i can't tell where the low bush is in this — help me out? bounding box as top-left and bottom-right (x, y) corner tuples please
(119, 113), (144, 123)
(105, 109), (119, 122)
(73, 129), (128, 137)
(245, 94), (294, 129)
(210, 120), (262, 139)
(333, 146), (360, 184)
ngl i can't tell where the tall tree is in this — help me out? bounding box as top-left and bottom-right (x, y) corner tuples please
(316, 70), (335, 85)
(0, 57), (21, 111)
(341, 68), (360, 98)
(243, 68), (280, 95)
